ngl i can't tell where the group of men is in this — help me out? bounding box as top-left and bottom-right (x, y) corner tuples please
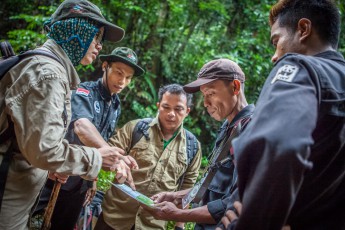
(0, 0), (344, 230)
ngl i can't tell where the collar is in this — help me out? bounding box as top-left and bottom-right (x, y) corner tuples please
(97, 78), (120, 104)
(228, 104), (255, 128)
(314, 50), (345, 63)
(151, 114), (184, 136)
(41, 39), (80, 89)
(276, 50), (345, 67)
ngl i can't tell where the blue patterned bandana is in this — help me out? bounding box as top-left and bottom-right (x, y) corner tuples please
(47, 18), (99, 66)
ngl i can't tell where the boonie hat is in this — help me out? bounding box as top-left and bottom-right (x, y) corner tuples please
(99, 47), (145, 77)
(45, 0), (124, 42)
(183, 58), (245, 93)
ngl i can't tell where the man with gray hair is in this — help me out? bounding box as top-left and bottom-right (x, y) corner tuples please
(143, 59), (254, 230)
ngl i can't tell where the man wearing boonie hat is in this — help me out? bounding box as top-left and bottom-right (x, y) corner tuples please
(143, 59), (255, 230)
(0, 1), (137, 229)
(35, 47), (145, 230)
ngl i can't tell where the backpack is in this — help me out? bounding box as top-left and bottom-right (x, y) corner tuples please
(130, 118), (200, 190)
(75, 190), (104, 230)
(0, 41), (64, 212)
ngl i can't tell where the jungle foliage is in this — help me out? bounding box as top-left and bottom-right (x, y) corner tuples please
(1, 0), (344, 154)
(1, 1), (344, 228)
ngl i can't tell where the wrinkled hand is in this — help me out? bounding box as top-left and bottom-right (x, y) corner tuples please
(112, 159), (136, 190)
(215, 201), (242, 230)
(215, 201), (291, 230)
(121, 155), (139, 170)
(48, 172), (69, 184)
(98, 146), (125, 171)
(98, 146), (138, 190)
(151, 192), (181, 207)
(83, 181), (97, 207)
(142, 201), (179, 221)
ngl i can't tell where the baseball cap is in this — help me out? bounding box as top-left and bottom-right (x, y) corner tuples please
(45, 0), (124, 43)
(99, 47), (145, 77)
(183, 58), (245, 93)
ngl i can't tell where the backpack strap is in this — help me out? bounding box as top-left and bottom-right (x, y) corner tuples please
(0, 41), (15, 59)
(0, 139), (14, 213)
(184, 129), (199, 165)
(129, 118), (200, 191)
(177, 129), (199, 190)
(130, 118), (153, 150)
(19, 49), (63, 67)
(0, 47), (64, 81)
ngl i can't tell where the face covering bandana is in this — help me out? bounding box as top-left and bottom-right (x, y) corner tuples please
(47, 18), (99, 66)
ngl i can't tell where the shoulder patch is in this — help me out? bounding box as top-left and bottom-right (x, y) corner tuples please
(271, 64), (299, 84)
(94, 101), (100, 113)
(76, 88), (90, 96)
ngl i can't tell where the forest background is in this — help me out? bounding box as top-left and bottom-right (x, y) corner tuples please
(0, 0), (344, 228)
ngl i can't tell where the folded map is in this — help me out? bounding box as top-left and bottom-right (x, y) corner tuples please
(108, 181), (155, 208)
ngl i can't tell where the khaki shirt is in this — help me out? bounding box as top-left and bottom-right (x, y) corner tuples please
(0, 39), (101, 230)
(102, 117), (202, 230)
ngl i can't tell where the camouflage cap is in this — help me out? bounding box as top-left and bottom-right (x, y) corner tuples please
(45, 0), (124, 43)
(99, 47), (145, 77)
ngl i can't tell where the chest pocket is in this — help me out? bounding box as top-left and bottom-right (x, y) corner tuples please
(163, 149), (188, 190)
(129, 141), (156, 169)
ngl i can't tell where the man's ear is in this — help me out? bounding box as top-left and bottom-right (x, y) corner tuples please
(156, 102), (160, 108)
(233, 79), (241, 95)
(186, 107), (191, 115)
(102, 61), (109, 71)
(297, 18), (312, 42)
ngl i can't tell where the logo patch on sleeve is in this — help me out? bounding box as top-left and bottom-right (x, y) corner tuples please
(94, 101), (101, 113)
(76, 88), (90, 96)
(271, 65), (299, 84)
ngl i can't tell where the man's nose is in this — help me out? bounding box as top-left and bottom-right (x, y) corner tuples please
(168, 110), (175, 117)
(271, 52), (278, 63)
(118, 76), (125, 85)
(203, 98), (210, 108)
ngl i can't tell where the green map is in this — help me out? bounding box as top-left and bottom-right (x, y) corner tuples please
(109, 181), (155, 208)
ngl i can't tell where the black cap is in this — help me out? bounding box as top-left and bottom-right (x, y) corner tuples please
(45, 0), (125, 43)
(99, 47), (145, 77)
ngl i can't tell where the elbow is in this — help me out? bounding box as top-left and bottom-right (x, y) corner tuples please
(74, 118), (90, 140)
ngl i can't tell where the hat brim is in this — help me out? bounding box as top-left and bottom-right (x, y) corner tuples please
(87, 15), (125, 43)
(183, 78), (218, 93)
(48, 14), (125, 43)
(99, 55), (145, 77)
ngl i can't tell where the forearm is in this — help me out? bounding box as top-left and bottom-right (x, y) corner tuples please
(174, 189), (191, 199)
(74, 118), (109, 148)
(173, 205), (216, 224)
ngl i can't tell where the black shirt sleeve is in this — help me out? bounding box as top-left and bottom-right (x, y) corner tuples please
(232, 55), (319, 229)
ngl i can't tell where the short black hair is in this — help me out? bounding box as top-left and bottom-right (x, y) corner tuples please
(269, 0), (340, 49)
(158, 84), (193, 108)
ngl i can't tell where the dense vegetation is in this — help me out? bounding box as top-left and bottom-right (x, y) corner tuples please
(1, 1), (344, 229)
(1, 0), (344, 154)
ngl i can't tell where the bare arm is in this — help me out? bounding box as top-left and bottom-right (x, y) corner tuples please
(143, 201), (216, 224)
(74, 118), (109, 148)
(74, 118), (138, 189)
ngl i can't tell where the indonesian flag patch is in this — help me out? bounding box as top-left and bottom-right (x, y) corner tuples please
(76, 88), (90, 96)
